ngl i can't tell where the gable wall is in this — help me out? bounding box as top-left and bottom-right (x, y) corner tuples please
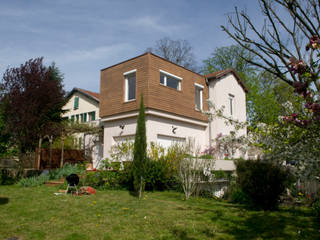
(62, 92), (99, 119)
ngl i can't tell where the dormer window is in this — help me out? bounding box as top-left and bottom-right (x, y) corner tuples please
(124, 69), (136, 102)
(160, 70), (182, 91)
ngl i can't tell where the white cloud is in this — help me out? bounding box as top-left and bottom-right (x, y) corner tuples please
(55, 43), (134, 64)
(124, 16), (186, 34)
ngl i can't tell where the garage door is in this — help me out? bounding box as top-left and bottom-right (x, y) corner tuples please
(157, 135), (186, 149)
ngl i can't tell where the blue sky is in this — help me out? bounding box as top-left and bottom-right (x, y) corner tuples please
(0, 0), (260, 92)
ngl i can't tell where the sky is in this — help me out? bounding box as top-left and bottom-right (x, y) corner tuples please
(0, 0), (261, 92)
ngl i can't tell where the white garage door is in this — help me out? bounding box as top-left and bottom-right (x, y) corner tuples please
(157, 135), (186, 149)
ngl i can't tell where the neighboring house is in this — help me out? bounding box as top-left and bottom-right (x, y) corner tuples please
(100, 52), (247, 161)
(62, 88), (103, 168)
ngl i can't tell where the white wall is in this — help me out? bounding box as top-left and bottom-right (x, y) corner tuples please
(62, 91), (102, 167)
(102, 112), (208, 161)
(62, 92), (99, 120)
(209, 73), (247, 139)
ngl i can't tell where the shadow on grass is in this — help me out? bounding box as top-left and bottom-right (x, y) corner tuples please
(0, 197), (9, 205)
(171, 228), (197, 240)
(210, 204), (320, 240)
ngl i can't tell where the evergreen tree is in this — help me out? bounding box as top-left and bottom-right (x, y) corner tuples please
(132, 95), (147, 198)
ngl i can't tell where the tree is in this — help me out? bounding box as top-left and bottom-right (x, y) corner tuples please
(147, 37), (198, 71)
(0, 58), (66, 156)
(0, 104), (14, 157)
(221, 0), (320, 124)
(132, 95), (148, 198)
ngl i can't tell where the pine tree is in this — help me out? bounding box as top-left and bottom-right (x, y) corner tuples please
(132, 94), (147, 198)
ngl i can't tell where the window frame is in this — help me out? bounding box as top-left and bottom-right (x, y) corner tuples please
(159, 70), (182, 91)
(228, 94), (235, 116)
(124, 69), (137, 102)
(194, 83), (204, 111)
(74, 96), (79, 110)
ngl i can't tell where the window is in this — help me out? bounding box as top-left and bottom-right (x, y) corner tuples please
(76, 114), (79, 122)
(195, 83), (204, 110)
(124, 70), (136, 101)
(229, 94), (235, 116)
(88, 111), (96, 121)
(160, 70), (182, 91)
(83, 113), (87, 122)
(74, 96), (79, 109)
(71, 115), (74, 122)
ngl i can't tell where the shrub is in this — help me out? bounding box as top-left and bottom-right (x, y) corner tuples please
(0, 168), (16, 185)
(49, 163), (86, 180)
(312, 199), (320, 218)
(228, 185), (250, 204)
(235, 159), (291, 210)
(144, 157), (177, 191)
(17, 174), (50, 187)
(83, 167), (131, 190)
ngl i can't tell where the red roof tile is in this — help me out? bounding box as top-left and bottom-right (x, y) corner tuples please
(77, 88), (100, 100)
(204, 68), (248, 93)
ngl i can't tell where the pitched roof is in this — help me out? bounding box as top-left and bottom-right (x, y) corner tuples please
(204, 68), (249, 93)
(67, 88), (100, 102)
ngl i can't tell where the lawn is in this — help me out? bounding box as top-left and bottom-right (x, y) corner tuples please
(0, 185), (319, 240)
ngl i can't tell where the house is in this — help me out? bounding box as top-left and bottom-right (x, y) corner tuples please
(100, 52), (247, 161)
(62, 88), (103, 168)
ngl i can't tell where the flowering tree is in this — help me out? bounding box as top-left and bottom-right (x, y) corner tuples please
(220, 0), (320, 181)
(222, 0), (320, 125)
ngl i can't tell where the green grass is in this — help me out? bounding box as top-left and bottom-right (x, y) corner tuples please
(0, 185), (319, 240)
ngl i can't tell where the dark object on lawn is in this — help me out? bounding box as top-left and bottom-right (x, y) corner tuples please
(66, 174), (79, 194)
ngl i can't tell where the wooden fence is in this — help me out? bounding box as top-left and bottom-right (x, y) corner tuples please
(34, 148), (87, 169)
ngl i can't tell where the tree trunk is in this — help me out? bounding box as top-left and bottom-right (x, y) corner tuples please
(139, 176), (143, 199)
(60, 134), (65, 168)
(37, 137), (42, 170)
(49, 136), (53, 168)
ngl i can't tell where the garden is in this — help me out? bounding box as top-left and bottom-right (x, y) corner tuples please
(0, 185), (319, 240)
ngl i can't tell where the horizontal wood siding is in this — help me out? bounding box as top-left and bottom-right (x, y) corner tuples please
(100, 54), (149, 117)
(147, 54), (208, 122)
(100, 53), (208, 122)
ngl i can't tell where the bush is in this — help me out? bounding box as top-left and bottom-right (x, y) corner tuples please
(228, 185), (250, 204)
(49, 163), (86, 180)
(83, 167), (131, 190)
(235, 159), (291, 210)
(17, 174), (50, 187)
(312, 199), (320, 218)
(144, 158), (177, 191)
(0, 168), (16, 185)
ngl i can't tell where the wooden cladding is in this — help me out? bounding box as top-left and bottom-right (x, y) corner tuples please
(100, 53), (208, 122)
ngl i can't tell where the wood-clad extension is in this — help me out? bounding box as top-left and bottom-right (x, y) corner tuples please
(100, 52), (208, 122)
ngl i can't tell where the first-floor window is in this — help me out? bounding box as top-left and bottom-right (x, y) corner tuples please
(124, 70), (136, 101)
(88, 111), (96, 121)
(195, 84), (203, 110)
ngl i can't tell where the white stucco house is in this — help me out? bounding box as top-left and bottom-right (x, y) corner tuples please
(62, 88), (103, 168)
(99, 52), (247, 166)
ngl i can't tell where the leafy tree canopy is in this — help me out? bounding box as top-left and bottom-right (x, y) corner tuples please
(0, 58), (66, 153)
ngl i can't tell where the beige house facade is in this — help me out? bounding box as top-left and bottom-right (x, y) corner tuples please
(62, 88), (103, 168)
